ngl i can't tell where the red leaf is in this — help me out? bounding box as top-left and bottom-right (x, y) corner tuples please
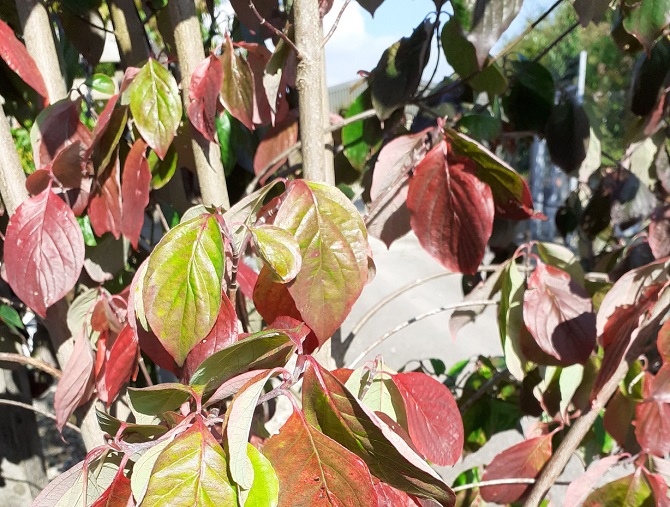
(187, 54), (223, 143)
(121, 139), (150, 249)
(237, 260), (258, 300)
(183, 292), (238, 381)
(89, 154), (122, 239)
(253, 113), (298, 183)
(523, 262), (596, 365)
(32, 99), (92, 168)
(51, 141), (88, 189)
(101, 324), (139, 407)
(658, 318), (670, 364)
(367, 128), (433, 248)
(480, 435), (552, 504)
(4, 188), (84, 317)
(392, 372), (463, 467)
(268, 316), (310, 352)
(564, 455), (623, 507)
(407, 140), (494, 274)
(220, 33), (255, 131)
(235, 42), (273, 125)
(25, 169), (52, 195)
(374, 479), (423, 506)
(90, 467), (134, 507)
(0, 19), (48, 105)
(90, 94), (120, 146)
(263, 409), (378, 507)
(54, 333), (95, 432)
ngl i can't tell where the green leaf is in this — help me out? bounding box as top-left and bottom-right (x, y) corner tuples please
(263, 410), (377, 507)
(128, 59), (182, 159)
(131, 439), (171, 502)
(583, 469), (655, 506)
(344, 367), (408, 427)
(301, 360), (455, 505)
(216, 111), (237, 176)
(535, 242), (585, 286)
(274, 181), (370, 346)
(127, 383), (193, 417)
(456, 112), (501, 142)
(250, 224), (302, 283)
(622, 0), (670, 53)
(77, 215), (97, 246)
(503, 61), (555, 133)
(498, 261), (527, 380)
(226, 370), (280, 489)
(545, 96), (591, 175)
(440, 18), (507, 96)
(96, 409), (167, 440)
(370, 20), (432, 120)
(0, 304), (24, 334)
(148, 144), (178, 189)
(143, 214), (225, 366)
(342, 90), (382, 172)
(141, 418), (237, 507)
(242, 444), (279, 507)
(188, 330), (295, 398)
(87, 73), (115, 95)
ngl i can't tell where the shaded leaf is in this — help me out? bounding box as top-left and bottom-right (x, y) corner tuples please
(51, 141), (87, 189)
(188, 54), (223, 143)
(188, 330), (295, 398)
(274, 180), (369, 345)
(236, 42), (273, 126)
(141, 417), (237, 507)
(480, 435), (552, 504)
(89, 154), (122, 239)
(564, 455), (624, 507)
(263, 409), (377, 507)
(127, 383), (192, 417)
(355, 0), (385, 16)
(407, 140), (494, 274)
(635, 375), (670, 456)
(302, 359), (456, 505)
(370, 20), (432, 120)
(128, 59), (182, 159)
(0, 18), (48, 104)
(182, 292), (238, 381)
(96, 409), (167, 440)
(143, 214), (225, 366)
(250, 224), (302, 283)
(450, 263), (504, 339)
(147, 144), (177, 189)
(121, 139), (150, 249)
(650, 205), (670, 259)
(545, 96), (590, 175)
(5, 188), (84, 317)
(90, 97), (128, 175)
(373, 479), (423, 507)
(573, 0), (610, 26)
(630, 37), (670, 117)
(502, 61), (555, 133)
(253, 114), (298, 183)
(54, 333), (95, 432)
(523, 261), (596, 365)
(393, 372), (464, 466)
(622, 0), (670, 53)
(58, 6), (106, 65)
(220, 34), (255, 131)
(583, 469), (656, 507)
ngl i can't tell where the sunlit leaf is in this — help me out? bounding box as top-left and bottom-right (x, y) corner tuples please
(143, 214), (225, 366)
(5, 188), (84, 317)
(0, 18), (48, 104)
(253, 114), (298, 183)
(100, 324), (138, 407)
(128, 59), (182, 159)
(243, 443), (279, 507)
(89, 154), (122, 239)
(582, 469), (657, 506)
(466, 0), (524, 69)
(188, 54), (223, 143)
(220, 34), (255, 131)
(263, 409), (378, 506)
(141, 417), (237, 507)
(121, 139), (150, 249)
(407, 140), (494, 274)
(54, 333), (95, 432)
(90, 467), (133, 507)
(564, 455), (624, 507)
(250, 224), (302, 283)
(87, 73), (116, 96)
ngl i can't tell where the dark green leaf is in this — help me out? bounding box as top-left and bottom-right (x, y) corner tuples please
(0, 304), (23, 334)
(87, 73), (115, 95)
(456, 112), (501, 141)
(96, 409), (167, 440)
(147, 144), (178, 189)
(545, 96), (590, 175)
(341, 91), (382, 172)
(127, 383), (193, 417)
(503, 61), (555, 133)
(622, 0), (670, 53)
(630, 37), (670, 117)
(216, 111), (237, 176)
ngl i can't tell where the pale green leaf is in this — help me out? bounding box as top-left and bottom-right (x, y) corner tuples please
(250, 224), (302, 283)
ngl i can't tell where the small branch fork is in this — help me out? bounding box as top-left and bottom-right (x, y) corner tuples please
(248, 0), (299, 54)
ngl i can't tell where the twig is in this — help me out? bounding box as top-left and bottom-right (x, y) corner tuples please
(0, 352), (62, 379)
(343, 271), (458, 350)
(347, 300), (498, 368)
(322, 0), (351, 46)
(248, 0), (299, 54)
(522, 359), (629, 507)
(529, 21), (580, 65)
(453, 477), (535, 492)
(155, 203), (170, 232)
(0, 399), (81, 433)
(244, 108), (377, 195)
(137, 357), (153, 387)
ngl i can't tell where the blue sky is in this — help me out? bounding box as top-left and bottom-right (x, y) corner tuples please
(323, 0), (558, 85)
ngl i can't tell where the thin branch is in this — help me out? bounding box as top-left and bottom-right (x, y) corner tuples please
(453, 477), (535, 492)
(522, 359), (629, 507)
(0, 353), (62, 379)
(343, 271), (458, 350)
(244, 108), (378, 196)
(529, 21), (580, 65)
(322, 0), (352, 46)
(137, 357), (153, 387)
(0, 399), (81, 433)
(155, 203), (170, 232)
(347, 300), (498, 368)
(249, 0), (299, 54)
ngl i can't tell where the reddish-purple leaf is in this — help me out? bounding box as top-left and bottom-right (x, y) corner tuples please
(392, 372), (463, 467)
(407, 140), (494, 274)
(187, 54), (223, 143)
(237, 260), (259, 299)
(90, 94), (120, 146)
(54, 332), (95, 432)
(182, 292), (238, 381)
(32, 99), (92, 168)
(5, 188), (84, 317)
(253, 114), (299, 183)
(367, 128), (433, 247)
(650, 363), (670, 402)
(646, 470), (670, 507)
(635, 374), (670, 457)
(523, 261), (596, 365)
(51, 141), (88, 189)
(269, 316), (310, 352)
(263, 409), (379, 507)
(121, 139), (151, 249)
(658, 318), (670, 363)
(564, 455), (624, 507)
(480, 435), (552, 504)
(25, 169), (52, 195)
(0, 19), (48, 105)
(235, 42), (273, 126)
(90, 467), (134, 507)
(89, 154), (122, 239)
(374, 479), (423, 507)
(220, 34), (255, 131)
(650, 205), (670, 259)
(100, 324), (139, 407)
(229, 0), (279, 36)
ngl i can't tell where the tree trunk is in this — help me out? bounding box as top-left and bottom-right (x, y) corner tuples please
(109, 0), (150, 68)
